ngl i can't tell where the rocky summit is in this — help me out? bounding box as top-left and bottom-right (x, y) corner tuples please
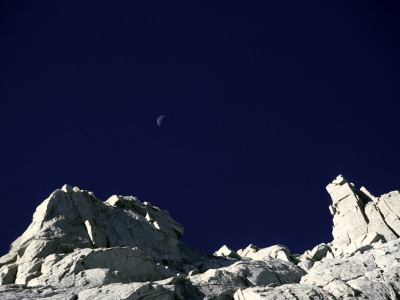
(1, 176), (400, 299)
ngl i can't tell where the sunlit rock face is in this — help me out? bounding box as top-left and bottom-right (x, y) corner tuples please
(327, 175), (400, 256)
(1, 176), (400, 299)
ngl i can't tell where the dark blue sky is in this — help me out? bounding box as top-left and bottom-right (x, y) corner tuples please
(1, 1), (400, 256)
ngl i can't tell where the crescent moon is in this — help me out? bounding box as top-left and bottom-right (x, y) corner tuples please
(157, 115), (165, 127)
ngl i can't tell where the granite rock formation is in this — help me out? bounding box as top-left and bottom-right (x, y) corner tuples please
(1, 175), (400, 299)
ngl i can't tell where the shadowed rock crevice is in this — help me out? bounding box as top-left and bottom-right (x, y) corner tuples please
(374, 203), (400, 239)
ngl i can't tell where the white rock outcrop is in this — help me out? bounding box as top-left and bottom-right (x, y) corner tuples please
(327, 175), (400, 256)
(1, 175), (400, 299)
(0, 184), (186, 287)
(301, 239), (400, 299)
(241, 244), (292, 262)
(213, 245), (241, 260)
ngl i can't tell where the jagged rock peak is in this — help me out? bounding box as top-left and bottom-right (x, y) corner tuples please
(0, 185), (185, 286)
(326, 175), (400, 256)
(1, 177), (400, 299)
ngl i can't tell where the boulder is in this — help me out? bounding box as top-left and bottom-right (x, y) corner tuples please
(309, 243), (331, 261)
(297, 257), (314, 271)
(245, 244), (291, 262)
(237, 244), (259, 257)
(213, 245), (241, 260)
(0, 264), (18, 285)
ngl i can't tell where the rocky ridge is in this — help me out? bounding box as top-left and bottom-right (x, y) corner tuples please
(1, 175), (400, 299)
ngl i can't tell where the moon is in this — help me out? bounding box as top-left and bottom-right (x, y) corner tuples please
(157, 115), (165, 127)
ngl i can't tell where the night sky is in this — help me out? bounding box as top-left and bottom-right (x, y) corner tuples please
(1, 1), (400, 257)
